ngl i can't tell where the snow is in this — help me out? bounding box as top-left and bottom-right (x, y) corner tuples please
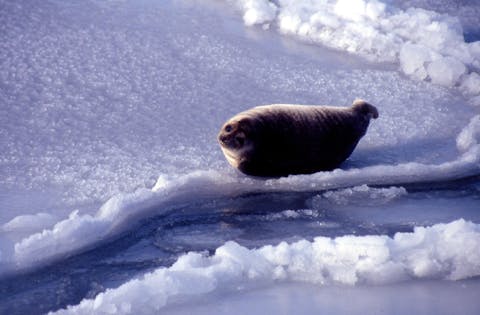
(427, 57), (467, 86)
(231, 0), (480, 100)
(51, 219), (480, 314)
(6, 136), (480, 269)
(238, 0), (277, 27)
(13, 210), (109, 267)
(457, 115), (480, 153)
(0, 0), (479, 314)
(2, 213), (58, 234)
(1, 0), (478, 272)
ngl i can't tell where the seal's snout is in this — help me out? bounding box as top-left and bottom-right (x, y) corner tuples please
(218, 133), (246, 150)
(218, 134), (228, 145)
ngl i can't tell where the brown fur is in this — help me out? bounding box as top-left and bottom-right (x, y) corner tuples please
(218, 99), (378, 177)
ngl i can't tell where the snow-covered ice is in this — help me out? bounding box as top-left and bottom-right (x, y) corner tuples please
(51, 219), (480, 314)
(0, 0), (479, 314)
(231, 0), (480, 103)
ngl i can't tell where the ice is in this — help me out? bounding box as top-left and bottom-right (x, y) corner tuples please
(457, 115), (480, 153)
(427, 56), (467, 86)
(161, 281), (480, 315)
(1, 0), (478, 273)
(334, 0), (386, 21)
(1, 0), (480, 313)
(5, 136), (479, 271)
(238, 0), (277, 27)
(231, 0), (480, 100)
(2, 213), (57, 234)
(391, 0), (480, 36)
(13, 210), (109, 267)
(0, 0), (475, 216)
(3, 102), (480, 269)
(266, 209), (324, 220)
(460, 72), (480, 105)
(318, 185), (407, 206)
(7, 171), (247, 269)
(399, 43), (433, 80)
(51, 219), (480, 314)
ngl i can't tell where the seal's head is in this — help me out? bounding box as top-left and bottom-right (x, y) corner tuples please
(352, 99), (379, 120)
(217, 117), (254, 168)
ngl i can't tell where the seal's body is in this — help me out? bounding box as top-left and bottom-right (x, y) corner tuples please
(217, 99), (378, 177)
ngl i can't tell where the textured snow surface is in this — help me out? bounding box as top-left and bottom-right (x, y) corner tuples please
(231, 0), (480, 103)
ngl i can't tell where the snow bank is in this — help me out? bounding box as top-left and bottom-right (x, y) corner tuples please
(13, 211), (110, 266)
(7, 171), (237, 269)
(2, 212), (58, 234)
(231, 0), (480, 102)
(51, 219), (480, 314)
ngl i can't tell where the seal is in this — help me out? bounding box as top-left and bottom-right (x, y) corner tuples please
(217, 99), (378, 177)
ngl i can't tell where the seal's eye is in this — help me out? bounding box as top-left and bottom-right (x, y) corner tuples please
(225, 125), (233, 132)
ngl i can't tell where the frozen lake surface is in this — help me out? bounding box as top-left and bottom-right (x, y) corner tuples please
(0, 0), (479, 314)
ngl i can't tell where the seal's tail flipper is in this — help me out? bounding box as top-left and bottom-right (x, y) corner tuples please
(352, 99), (379, 119)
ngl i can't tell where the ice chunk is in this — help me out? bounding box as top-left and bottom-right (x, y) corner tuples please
(238, 0), (277, 26)
(457, 115), (480, 153)
(334, 0), (386, 22)
(334, 0), (368, 22)
(399, 43), (433, 80)
(460, 72), (480, 96)
(427, 56), (467, 86)
(393, 219), (480, 280)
